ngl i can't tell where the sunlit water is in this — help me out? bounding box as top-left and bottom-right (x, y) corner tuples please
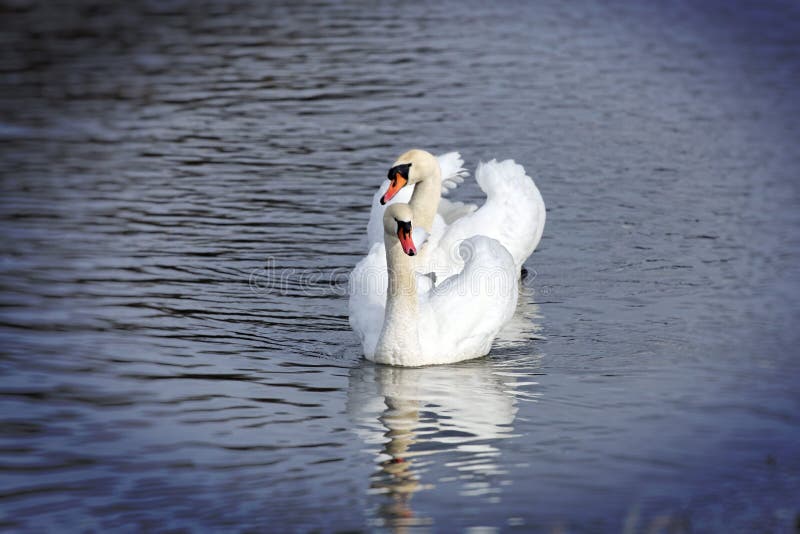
(1, 0), (799, 531)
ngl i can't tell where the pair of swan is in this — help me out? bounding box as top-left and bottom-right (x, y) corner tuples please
(349, 150), (545, 366)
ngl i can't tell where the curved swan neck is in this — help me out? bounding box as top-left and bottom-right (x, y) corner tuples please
(409, 173), (441, 232)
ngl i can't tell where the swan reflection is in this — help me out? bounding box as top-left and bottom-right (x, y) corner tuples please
(347, 346), (541, 529)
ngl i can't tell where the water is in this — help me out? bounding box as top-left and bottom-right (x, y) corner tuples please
(1, 0), (799, 531)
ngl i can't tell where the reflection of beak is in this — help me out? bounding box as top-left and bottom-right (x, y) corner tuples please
(380, 173), (408, 205)
(397, 223), (416, 256)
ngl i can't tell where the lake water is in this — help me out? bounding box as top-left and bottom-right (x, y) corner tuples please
(1, 0), (799, 531)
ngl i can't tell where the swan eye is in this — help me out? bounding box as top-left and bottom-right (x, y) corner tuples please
(395, 219), (412, 234)
(387, 163), (411, 181)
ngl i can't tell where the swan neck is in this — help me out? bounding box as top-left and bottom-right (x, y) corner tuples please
(410, 173), (441, 232)
(385, 243), (418, 306)
(374, 242), (421, 365)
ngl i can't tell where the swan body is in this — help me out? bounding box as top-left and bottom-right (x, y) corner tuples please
(362, 204), (518, 366)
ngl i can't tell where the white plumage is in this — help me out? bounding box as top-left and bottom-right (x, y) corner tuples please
(349, 150), (545, 366)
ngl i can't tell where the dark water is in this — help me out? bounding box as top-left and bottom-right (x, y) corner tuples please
(1, 0), (799, 531)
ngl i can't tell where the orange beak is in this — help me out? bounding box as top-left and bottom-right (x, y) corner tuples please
(380, 173), (408, 205)
(397, 223), (416, 256)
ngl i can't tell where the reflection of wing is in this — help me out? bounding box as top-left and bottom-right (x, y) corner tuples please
(346, 364), (391, 446)
(494, 298), (544, 349)
(346, 344), (543, 528)
(346, 361), (519, 452)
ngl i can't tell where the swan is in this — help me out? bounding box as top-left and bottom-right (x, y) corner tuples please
(381, 149), (546, 277)
(349, 149), (545, 365)
(365, 151), (473, 249)
(350, 149), (545, 344)
(358, 203), (518, 366)
(358, 149), (544, 290)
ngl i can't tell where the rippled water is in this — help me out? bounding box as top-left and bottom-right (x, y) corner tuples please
(1, 0), (799, 531)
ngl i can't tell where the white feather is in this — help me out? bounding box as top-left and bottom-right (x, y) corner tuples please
(350, 153), (545, 366)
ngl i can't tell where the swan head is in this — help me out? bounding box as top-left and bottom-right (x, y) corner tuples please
(380, 149), (441, 205)
(383, 204), (417, 256)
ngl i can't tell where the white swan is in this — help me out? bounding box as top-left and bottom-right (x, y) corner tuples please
(365, 151), (472, 249)
(349, 149), (545, 365)
(359, 150), (545, 283)
(390, 150), (544, 273)
(350, 150), (544, 332)
(358, 204), (518, 366)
